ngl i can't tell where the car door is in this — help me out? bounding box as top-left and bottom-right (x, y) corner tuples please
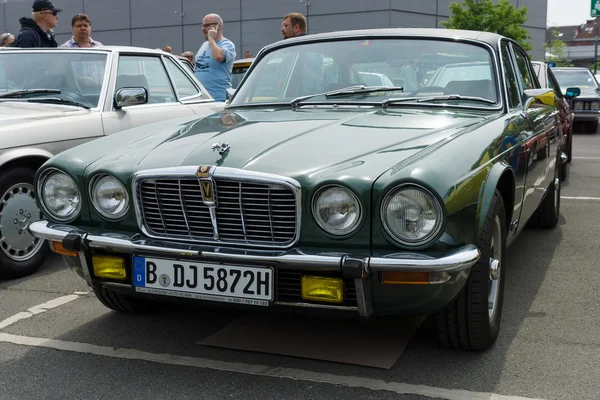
(101, 53), (197, 135)
(510, 43), (559, 225)
(162, 55), (224, 116)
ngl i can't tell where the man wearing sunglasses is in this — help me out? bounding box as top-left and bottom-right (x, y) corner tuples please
(14, 0), (62, 48)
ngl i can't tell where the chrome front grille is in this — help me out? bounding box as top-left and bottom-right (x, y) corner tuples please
(136, 174), (299, 248)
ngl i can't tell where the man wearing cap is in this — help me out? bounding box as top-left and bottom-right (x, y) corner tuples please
(14, 0), (62, 48)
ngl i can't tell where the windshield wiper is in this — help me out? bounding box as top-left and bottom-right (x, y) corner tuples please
(325, 86), (404, 98)
(0, 89), (61, 99)
(290, 85), (364, 108)
(26, 97), (90, 109)
(383, 95), (496, 107)
(416, 95), (496, 104)
(290, 85), (404, 108)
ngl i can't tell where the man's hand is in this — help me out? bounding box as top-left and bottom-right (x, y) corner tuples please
(207, 26), (218, 41)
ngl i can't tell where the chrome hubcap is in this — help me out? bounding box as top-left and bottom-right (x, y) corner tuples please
(0, 183), (44, 262)
(488, 215), (502, 322)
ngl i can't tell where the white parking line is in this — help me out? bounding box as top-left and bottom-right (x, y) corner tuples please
(572, 157), (600, 160)
(0, 294), (81, 330)
(561, 196), (600, 200)
(0, 332), (544, 400)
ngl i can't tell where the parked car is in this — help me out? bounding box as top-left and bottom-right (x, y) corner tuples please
(0, 46), (225, 279)
(30, 28), (567, 351)
(552, 67), (600, 133)
(231, 58), (254, 89)
(177, 55), (194, 73)
(531, 61), (574, 179)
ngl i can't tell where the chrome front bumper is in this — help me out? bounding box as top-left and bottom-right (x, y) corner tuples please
(29, 220), (481, 316)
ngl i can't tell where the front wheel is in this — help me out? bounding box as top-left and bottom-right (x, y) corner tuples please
(435, 189), (506, 351)
(0, 167), (48, 279)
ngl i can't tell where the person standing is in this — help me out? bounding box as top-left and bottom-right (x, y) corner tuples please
(194, 13), (236, 102)
(14, 0), (62, 48)
(281, 13), (307, 39)
(0, 33), (14, 47)
(59, 14), (103, 48)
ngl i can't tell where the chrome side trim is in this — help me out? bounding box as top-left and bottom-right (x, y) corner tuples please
(29, 221), (480, 274)
(131, 166), (303, 249)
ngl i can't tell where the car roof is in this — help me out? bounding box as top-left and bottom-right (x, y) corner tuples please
(0, 45), (168, 55)
(261, 28), (508, 52)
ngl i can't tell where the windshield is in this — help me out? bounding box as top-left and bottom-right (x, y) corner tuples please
(553, 69), (598, 91)
(230, 38), (498, 107)
(0, 51), (108, 108)
(231, 63), (252, 89)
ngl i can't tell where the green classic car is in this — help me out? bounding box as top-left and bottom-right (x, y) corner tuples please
(29, 28), (568, 351)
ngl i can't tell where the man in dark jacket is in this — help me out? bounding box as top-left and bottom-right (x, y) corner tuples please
(13, 0), (62, 48)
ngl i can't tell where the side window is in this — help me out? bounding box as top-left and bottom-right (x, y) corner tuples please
(164, 57), (202, 99)
(116, 55), (176, 104)
(500, 43), (521, 108)
(512, 47), (534, 90)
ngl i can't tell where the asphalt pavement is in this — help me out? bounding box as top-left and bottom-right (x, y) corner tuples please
(1, 128), (600, 400)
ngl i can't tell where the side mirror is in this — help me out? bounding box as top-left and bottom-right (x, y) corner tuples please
(522, 88), (555, 111)
(564, 87), (581, 98)
(114, 87), (148, 110)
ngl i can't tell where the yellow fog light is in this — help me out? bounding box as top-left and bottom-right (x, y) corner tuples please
(92, 256), (126, 280)
(301, 276), (344, 303)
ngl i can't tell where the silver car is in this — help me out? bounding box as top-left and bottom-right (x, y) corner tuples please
(0, 46), (225, 279)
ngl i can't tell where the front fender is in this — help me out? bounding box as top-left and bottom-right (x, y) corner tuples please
(0, 147), (54, 169)
(476, 161), (515, 240)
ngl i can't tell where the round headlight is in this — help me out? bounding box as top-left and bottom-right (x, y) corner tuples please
(90, 175), (129, 219)
(312, 186), (361, 235)
(381, 184), (443, 246)
(40, 170), (81, 222)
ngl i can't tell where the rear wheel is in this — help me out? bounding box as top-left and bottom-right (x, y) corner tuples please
(435, 189), (506, 351)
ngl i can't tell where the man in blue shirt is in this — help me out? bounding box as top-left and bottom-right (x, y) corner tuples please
(194, 13), (235, 102)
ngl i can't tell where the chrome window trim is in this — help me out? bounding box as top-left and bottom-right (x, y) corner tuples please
(131, 166), (302, 249)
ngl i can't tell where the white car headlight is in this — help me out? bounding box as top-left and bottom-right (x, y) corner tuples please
(574, 101), (583, 110)
(39, 170), (82, 222)
(312, 186), (361, 235)
(592, 101), (600, 110)
(90, 175), (129, 219)
(381, 184), (443, 246)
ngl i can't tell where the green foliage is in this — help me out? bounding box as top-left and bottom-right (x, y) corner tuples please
(441, 0), (532, 51)
(545, 29), (573, 66)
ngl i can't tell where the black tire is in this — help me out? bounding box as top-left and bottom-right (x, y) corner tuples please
(532, 175), (561, 229)
(0, 167), (49, 279)
(567, 129), (573, 163)
(586, 121), (598, 134)
(435, 189), (506, 351)
(93, 287), (158, 313)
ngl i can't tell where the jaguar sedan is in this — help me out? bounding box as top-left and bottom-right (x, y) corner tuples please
(30, 29), (567, 351)
(0, 46), (225, 279)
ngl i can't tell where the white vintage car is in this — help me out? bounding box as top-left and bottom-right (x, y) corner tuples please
(0, 46), (225, 279)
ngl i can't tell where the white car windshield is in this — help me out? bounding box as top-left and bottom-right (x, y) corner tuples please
(230, 38), (498, 106)
(553, 70), (599, 90)
(0, 52), (108, 108)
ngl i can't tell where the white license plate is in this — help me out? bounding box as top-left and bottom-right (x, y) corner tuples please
(132, 256), (273, 306)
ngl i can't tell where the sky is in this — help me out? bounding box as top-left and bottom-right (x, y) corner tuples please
(547, 0), (596, 27)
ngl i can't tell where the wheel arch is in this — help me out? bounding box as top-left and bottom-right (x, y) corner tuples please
(477, 162), (515, 238)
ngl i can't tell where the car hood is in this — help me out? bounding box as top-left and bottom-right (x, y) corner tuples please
(0, 101), (89, 128)
(84, 107), (493, 183)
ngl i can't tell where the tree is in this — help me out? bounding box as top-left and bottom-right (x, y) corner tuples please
(545, 29), (573, 66)
(441, 0), (532, 51)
